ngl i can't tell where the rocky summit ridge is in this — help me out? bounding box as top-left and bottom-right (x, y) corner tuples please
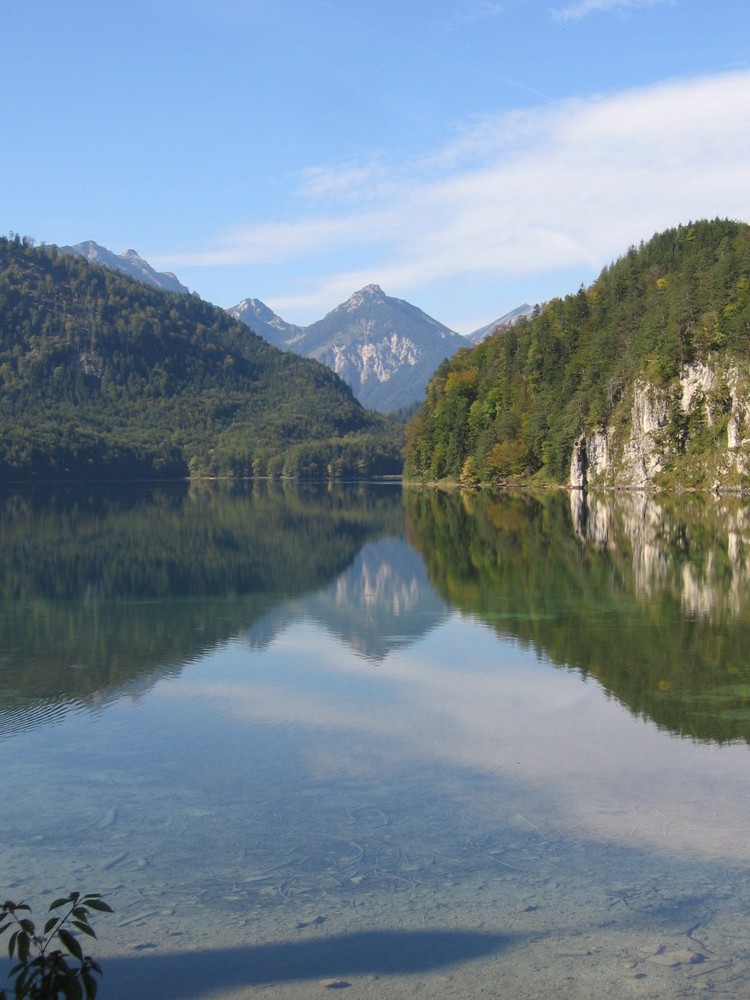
(60, 241), (191, 296)
(229, 289), (533, 410)
(61, 241), (530, 412)
(232, 283), (466, 411)
(291, 285), (466, 411)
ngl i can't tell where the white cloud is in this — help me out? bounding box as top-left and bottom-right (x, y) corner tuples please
(551, 0), (673, 21)
(294, 159), (396, 205)
(161, 69), (750, 319)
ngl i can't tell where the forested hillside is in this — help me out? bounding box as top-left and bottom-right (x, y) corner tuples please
(0, 236), (402, 480)
(405, 219), (750, 487)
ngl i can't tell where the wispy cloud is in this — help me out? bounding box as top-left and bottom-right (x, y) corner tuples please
(551, 0), (673, 21)
(162, 69), (750, 320)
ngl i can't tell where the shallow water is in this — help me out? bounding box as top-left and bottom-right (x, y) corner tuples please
(2, 483), (750, 999)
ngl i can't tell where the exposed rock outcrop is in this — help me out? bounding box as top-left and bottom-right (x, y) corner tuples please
(570, 361), (750, 491)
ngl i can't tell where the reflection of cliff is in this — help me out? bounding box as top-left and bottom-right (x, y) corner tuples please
(571, 491), (750, 618)
(0, 482), (403, 737)
(244, 537), (449, 660)
(405, 488), (750, 745)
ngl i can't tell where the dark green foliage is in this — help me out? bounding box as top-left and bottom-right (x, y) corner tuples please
(0, 481), (404, 730)
(405, 219), (750, 483)
(0, 892), (111, 999)
(0, 236), (402, 480)
(405, 488), (750, 744)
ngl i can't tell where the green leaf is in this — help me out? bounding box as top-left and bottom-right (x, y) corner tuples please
(8, 929), (18, 958)
(49, 948), (69, 970)
(83, 900), (112, 913)
(49, 897), (71, 911)
(81, 967), (99, 1000)
(0, 921), (11, 935)
(18, 919), (34, 935)
(58, 928), (83, 961)
(72, 920), (96, 938)
(44, 917), (59, 935)
(17, 930), (30, 963)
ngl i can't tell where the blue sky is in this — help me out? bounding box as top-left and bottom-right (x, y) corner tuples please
(3, 0), (750, 333)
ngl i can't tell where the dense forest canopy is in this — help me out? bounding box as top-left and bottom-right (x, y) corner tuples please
(405, 219), (750, 485)
(0, 235), (403, 480)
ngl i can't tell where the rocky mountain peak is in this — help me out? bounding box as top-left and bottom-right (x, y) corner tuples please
(227, 297), (304, 350)
(58, 240), (529, 413)
(343, 284), (387, 311)
(59, 241), (190, 296)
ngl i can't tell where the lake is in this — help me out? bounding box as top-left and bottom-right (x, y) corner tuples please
(1, 481), (750, 999)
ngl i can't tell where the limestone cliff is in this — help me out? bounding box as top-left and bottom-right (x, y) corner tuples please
(570, 361), (750, 491)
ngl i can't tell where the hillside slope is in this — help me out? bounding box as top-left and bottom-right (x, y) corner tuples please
(405, 219), (750, 490)
(0, 237), (402, 481)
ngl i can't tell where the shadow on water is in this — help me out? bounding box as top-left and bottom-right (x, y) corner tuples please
(98, 928), (516, 998)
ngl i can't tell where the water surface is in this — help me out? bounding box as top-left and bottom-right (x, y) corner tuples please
(2, 483), (750, 999)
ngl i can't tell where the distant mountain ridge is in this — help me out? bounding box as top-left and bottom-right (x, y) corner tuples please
(229, 291), (533, 410)
(61, 240), (531, 411)
(0, 236), (402, 481)
(231, 285), (466, 409)
(60, 241), (191, 295)
(466, 303), (534, 343)
(229, 297), (305, 349)
(285, 284), (464, 411)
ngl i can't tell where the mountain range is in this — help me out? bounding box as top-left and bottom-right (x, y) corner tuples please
(0, 236), (402, 482)
(60, 240), (191, 295)
(231, 284), (469, 411)
(60, 241), (531, 412)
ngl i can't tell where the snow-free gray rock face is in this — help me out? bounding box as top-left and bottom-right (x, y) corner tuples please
(299, 285), (465, 411)
(231, 284), (466, 411)
(227, 298), (305, 350)
(570, 361), (750, 490)
(59, 241), (191, 295)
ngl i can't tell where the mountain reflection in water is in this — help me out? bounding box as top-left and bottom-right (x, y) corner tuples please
(3, 483), (750, 745)
(3, 483), (750, 1000)
(0, 481), (406, 736)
